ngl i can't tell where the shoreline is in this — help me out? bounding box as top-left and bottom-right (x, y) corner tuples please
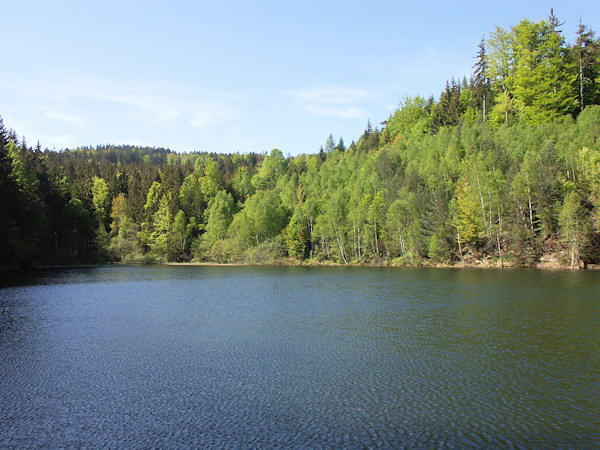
(2, 259), (597, 272)
(165, 259), (598, 271)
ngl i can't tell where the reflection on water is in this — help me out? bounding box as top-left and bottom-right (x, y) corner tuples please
(1, 266), (599, 447)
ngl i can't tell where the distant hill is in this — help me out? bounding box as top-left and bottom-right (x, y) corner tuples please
(2, 12), (600, 269)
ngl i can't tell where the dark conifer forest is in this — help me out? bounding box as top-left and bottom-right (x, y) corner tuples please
(2, 15), (600, 269)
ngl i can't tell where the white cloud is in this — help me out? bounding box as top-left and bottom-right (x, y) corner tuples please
(102, 93), (183, 122)
(0, 71), (252, 152)
(189, 111), (213, 129)
(303, 104), (365, 119)
(293, 87), (374, 105)
(189, 103), (239, 130)
(40, 107), (86, 128)
(20, 72), (244, 129)
(289, 86), (377, 119)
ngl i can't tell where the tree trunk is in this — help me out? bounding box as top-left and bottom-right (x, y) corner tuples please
(580, 55), (584, 111)
(399, 226), (406, 257)
(487, 189), (493, 235)
(476, 175), (489, 237)
(496, 207), (503, 268)
(374, 221), (379, 255)
(516, 202), (528, 231)
(352, 218), (357, 260)
(333, 220), (348, 264)
(527, 183), (534, 231)
(503, 86), (509, 123)
(308, 218), (314, 256)
(357, 226), (362, 262)
(483, 93), (486, 121)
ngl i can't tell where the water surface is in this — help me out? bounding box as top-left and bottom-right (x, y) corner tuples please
(1, 266), (599, 447)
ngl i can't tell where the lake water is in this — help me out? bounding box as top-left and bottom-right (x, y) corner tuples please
(1, 265), (599, 447)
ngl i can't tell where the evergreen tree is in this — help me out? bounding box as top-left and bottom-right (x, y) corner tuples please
(573, 21), (599, 111)
(472, 37), (493, 120)
(324, 134), (337, 153)
(2, 13), (600, 268)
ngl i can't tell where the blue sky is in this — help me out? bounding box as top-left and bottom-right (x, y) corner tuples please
(1, 1), (599, 155)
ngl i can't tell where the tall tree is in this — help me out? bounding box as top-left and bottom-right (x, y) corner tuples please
(472, 37), (493, 120)
(91, 176), (111, 229)
(204, 190), (235, 247)
(511, 18), (577, 122)
(324, 134), (337, 153)
(573, 21), (599, 111)
(487, 26), (515, 123)
(432, 79), (464, 131)
(148, 194), (173, 260)
(170, 210), (197, 260)
(252, 149), (286, 191)
(559, 190), (588, 269)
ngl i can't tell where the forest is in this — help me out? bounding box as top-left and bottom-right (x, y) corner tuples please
(1, 13), (600, 270)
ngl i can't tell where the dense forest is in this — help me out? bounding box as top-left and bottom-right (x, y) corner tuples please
(2, 13), (600, 269)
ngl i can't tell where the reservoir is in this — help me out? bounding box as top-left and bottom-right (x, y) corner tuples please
(1, 266), (599, 447)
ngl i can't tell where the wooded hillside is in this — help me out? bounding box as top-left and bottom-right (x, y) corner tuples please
(2, 13), (599, 269)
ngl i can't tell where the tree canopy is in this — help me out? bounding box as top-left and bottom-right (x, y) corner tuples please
(1, 12), (600, 270)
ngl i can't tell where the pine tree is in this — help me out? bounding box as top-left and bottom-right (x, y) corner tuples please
(324, 134), (336, 153)
(432, 79), (463, 130)
(472, 37), (492, 120)
(573, 20), (599, 111)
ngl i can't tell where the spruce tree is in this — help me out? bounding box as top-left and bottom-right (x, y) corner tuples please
(573, 20), (599, 111)
(472, 38), (492, 120)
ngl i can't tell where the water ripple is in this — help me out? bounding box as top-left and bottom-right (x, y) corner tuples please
(1, 266), (599, 447)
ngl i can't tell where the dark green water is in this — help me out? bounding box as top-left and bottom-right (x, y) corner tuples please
(1, 266), (599, 447)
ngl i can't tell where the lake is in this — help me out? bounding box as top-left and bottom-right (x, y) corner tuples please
(0, 265), (599, 447)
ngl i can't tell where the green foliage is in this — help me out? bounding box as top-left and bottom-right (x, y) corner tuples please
(428, 232), (445, 262)
(243, 237), (285, 264)
(451, 178), (479, 245)
(109, 216), (143, 262)
(144, 181), (163, 214)
(110, 193), (128, 235)
(387, 96), (430, 143)
(2, 13), (600, 268)
(61, 198), (96, 262)
(7, 141), (40, 201)
(204, 190), (235, 247)
(92, 176), (111, 227)
(170, 210), (197, 261)
(558, 190), (588, 268)
(386, 190), (424, 264)
(285, 209), (309, 259)
(198, 158), (222, 202)
(148, 194), (173, 260)
(232, 166), (255, 202)
(252, 149), (286, 190)
(511, 19), (578, 122)
(573, 21), (600, 110)
(244, 189), (288, 243)
(179, 174), (204, 220)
